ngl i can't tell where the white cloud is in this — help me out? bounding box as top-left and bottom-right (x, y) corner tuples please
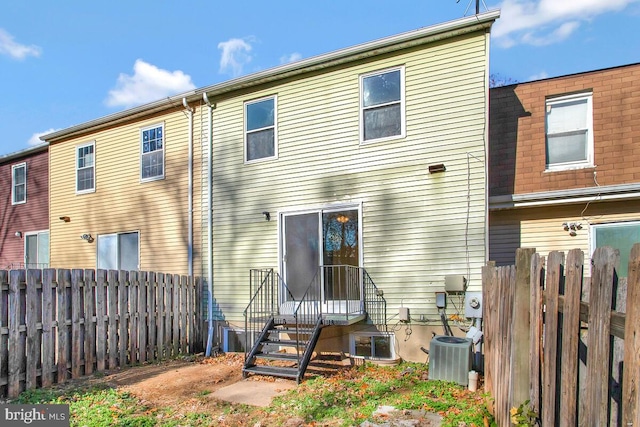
(0, 28), (41, 60)
(493, 0), (640, 47)
(28, 128), (59, 146)
(218, 38), (253, 77)
(105, 59), (196, 108)
(528, 70), (549, 81)
(280, 52), (302, 64)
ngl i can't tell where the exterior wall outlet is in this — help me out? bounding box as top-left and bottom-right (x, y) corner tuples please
(399, 307), (410, 322)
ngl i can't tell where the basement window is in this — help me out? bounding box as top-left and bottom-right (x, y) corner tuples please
(350, 332), (395, 360)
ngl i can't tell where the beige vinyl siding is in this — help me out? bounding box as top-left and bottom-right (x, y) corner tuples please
(50, 109), (195, 274)
(204, 32), (489, 323)
(490, 200), (640, 268)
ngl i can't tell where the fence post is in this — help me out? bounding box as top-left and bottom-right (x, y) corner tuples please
(56, 269), (71, 383)
(560, 249), (584, 427)
(41, 269), (55, 387)
(623, 243), (640, 426)
(586, 246), (618, 426)
(512, 248), (536, 408)
(529, 253), (544, 417)
(8, 270), (25, 398)
(542, 251), (564, 427)
(25, 269), (41, 392)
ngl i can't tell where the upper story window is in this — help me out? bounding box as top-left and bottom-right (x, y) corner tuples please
(141, 124), (164, 181)
(76, 142), (95, 193)
(360, 66), (405, 143)
(245, 96), (277, 162)
(545, 92), (593, 171)
(11, 162), (26, 204)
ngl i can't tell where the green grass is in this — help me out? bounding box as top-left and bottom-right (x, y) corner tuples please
(14, 362), (494, 427)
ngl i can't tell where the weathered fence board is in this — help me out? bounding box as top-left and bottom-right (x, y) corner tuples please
(484, 245), (640, 426)
(623, 244), (640, 426)
(0, 268), (202, 399)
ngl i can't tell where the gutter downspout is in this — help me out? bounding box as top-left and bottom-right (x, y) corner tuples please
(203, 93), (215, 356)
(182, 98), (194, 277)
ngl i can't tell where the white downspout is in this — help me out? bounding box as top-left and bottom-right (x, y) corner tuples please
(182, 98), (194, 277)
(203, 93), (214, 356)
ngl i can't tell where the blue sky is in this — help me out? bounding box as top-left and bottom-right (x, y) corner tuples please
(1, 0), (639, 156)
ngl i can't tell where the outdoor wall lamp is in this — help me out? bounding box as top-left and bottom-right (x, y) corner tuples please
(262, 211), (271, 221)
(80, 233), (94, 243)
(14, 231), (22, 238)
(428, 163), (446, 173)
(59, 216), (70, 222)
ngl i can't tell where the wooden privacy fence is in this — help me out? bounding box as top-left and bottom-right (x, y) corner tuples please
(0, 268), (205, 399)
(483, 246), (640, 426)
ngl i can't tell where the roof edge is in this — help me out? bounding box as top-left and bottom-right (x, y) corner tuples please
(0, 142), (48, 163)
(42, 10), (499, 143)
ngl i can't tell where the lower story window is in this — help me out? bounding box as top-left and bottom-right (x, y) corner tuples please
(592, 221), (640, 277)
(350, 332), (395, 360)
(97, 231), (139, 271)
(25, 231), (49, 268)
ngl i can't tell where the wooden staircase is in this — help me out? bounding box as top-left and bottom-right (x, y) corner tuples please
(242, 315), (323, 383)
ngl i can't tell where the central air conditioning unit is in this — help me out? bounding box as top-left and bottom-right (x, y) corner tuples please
(428, 335), (473, 386)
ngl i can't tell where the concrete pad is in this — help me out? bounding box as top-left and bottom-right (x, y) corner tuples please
(212, 379), (296, 407)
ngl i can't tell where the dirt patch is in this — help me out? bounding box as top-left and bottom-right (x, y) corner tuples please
(97, 354), (249, 413)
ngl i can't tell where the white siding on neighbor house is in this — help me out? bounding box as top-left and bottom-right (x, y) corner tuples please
(203, 33), (490, 323)
(490, 200), (640, 269)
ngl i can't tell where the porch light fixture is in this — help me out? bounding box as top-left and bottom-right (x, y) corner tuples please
(59, 216), (70, 222)
(14, 231), (22, 238)
(262, 211), (271, 221)
(80, 233), (94, 243)
(428, 163), (446, 174)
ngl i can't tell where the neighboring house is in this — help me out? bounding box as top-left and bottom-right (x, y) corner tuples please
(43, 11), (499, 377)
(0, 144), (50, 269)
(489, 63), (640, 275)
(43, 105), (203, 275)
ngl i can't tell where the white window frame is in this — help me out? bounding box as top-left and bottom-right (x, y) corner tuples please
(349, 332), (396, 360)
(24, 229), (49, 268)
(96, 231), (140, 271)
(140, 123), (165, 182)
(545, 92), (594, 171)
(76, 142), (95, 194)
(244, 95), (278, 163)
(359, 66), (406, 144)
(11, 162), (26, 205)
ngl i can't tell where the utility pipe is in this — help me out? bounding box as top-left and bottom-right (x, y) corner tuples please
(182, 98), (194, 277)
(203, 93), (214, 356)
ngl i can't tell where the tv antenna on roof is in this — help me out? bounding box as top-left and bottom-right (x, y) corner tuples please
(457, 0), (489, 15)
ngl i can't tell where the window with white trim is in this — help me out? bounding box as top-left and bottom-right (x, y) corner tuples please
(350, 332), (395, 360)
(591, 221), (640, 277)
(97, 231), (139, 271)
(25, 230), (49, 268)
(360, 67), (405, 143)
(141, 124), (164, 181)
(245, 96), (277, 162)
(76, 142), (95, 193)
(11, 163), (26, 204)
(545, 93), (593, 170)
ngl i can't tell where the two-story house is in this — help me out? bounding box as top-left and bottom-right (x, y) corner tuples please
(43, 10), (499, 378)
(0, 144), (49, 269)
(43, 101), (204, 276)
(489, 63), (640, 275)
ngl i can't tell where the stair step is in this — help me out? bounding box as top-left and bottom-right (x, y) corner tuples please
(255, 352), (300, 361)
(272, 327), (314, 334)
(243, 365), (299, 379)
(262, 339), (305, 347)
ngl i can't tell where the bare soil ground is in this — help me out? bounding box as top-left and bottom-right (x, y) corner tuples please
(55, 354), (444, 426)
